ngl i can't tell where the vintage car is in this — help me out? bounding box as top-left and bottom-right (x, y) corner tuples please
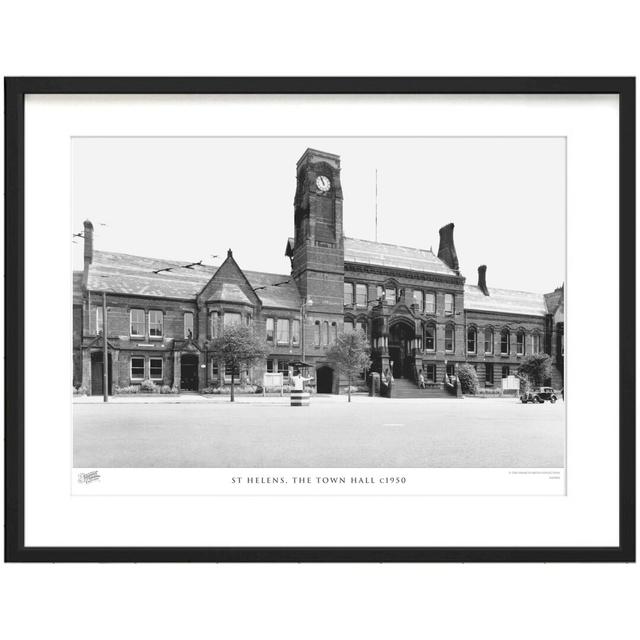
(520, 386), (558, 404)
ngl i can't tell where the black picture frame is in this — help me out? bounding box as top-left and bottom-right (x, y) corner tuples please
(4, 77), (635, 563)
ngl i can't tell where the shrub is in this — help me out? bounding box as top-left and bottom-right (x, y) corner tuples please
(139, 379), (158, 393)
(115, 385), (139, 395)
(457, 363), (479, 395)
(73, 385), (88, 396)
(159, 385), (174, 394)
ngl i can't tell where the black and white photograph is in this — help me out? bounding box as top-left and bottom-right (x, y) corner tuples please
(72, 137), (566, 476)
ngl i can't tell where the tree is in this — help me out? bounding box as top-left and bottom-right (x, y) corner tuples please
(517, 353), (552, 389)
(325, 329), (372, 402)
(208, 324), (269, 402)
(457, 363), (479, 395)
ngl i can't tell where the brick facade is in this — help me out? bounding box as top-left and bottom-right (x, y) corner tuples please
(73, 147), (564, 395)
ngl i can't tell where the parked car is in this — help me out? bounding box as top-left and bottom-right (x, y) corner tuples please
(520, 386), (558, 404)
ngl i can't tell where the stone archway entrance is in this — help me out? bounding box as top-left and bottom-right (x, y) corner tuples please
(389, 320), (415, 379)
(316, 365), (334, 394)
(180, 353), (199, 391)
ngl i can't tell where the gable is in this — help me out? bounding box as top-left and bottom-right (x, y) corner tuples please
(198, 252), (261, 308)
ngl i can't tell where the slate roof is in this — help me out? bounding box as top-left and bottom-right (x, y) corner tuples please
(464, 284), (547, 317)
(344, 237), (458, 276)
(86, 250), (301, 310)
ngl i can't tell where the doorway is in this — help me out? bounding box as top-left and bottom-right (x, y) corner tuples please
(180, 354), (199, 391)
(389, 321), (414, 379)
(90, 351), (113, 396)
(316, 365), (334, 394)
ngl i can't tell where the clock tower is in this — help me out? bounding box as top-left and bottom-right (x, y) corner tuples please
(289, 148), (345, 315)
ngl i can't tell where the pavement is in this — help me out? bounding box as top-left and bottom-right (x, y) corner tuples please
(74, 396), (565, 468)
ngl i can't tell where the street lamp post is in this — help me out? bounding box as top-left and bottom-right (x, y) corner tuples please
(102, 291), (108, 403)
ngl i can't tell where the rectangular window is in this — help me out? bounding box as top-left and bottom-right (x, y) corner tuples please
(291, 319), (300, 345)
(149, 358), (163, 380)
(277, 360), (289, 374)
(314, 321), (321, 347)
(376, 285), (384, 301)
(184, 312), (194, 339)
(517, 332), (525, 355)
(224, 312), (242, 328)
(130, 309), (145, 337)
(413, 290), (423, 311)
(276, 318), (289, 344)
(323, 321), (329, 345)
(424, 326), (435, 352)
(211, 360), (219, 379)
(266, 359), (274, 373)
(444, 293), (454, 315)
(485, 363), (494, 384)
(331, 322), (338, 343)
(210, 311), (219, 338)
(344, 282), (354, 306)
(446, 363), (455, 378)
(502, 366), (510, 378)
(344, 320), (354, 333)
(424, 292), (436, 314)
(130, 357), (145, 380)
(426, 364), (436, 383)
(385, 287), (397, 305)
(96, 306), (104, 335)
(266, 317), (274, 343)
(358, 321), (367, 336)
(356, 284), (367, 307)
(149, 310), (163, 338)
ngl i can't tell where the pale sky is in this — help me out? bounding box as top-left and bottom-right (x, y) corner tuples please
(72, 137), (565, 293)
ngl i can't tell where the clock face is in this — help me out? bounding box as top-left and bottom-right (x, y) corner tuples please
(315, 175), (331, 192)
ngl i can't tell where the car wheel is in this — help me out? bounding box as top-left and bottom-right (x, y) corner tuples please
(550, 396), (557, 403)
(521, 398), (527, 403)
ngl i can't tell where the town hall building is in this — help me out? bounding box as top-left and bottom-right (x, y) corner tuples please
(73, 148), (564, 397)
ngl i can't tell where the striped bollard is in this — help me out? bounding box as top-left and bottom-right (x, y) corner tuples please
(290, 389), (310, 407)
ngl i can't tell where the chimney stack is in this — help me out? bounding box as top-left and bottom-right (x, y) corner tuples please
(83, 220), (94, 266)
(478, 265), (489, 296)
(437, 223), (459, 272)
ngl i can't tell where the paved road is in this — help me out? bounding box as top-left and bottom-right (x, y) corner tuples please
(73, 397), (565, 468)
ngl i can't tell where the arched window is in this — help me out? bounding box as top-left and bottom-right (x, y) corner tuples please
(424, 324), (436, 352)
(467, 327), (477, 354)
(516, 331), (525, 355)
(323, 321), (329, 345)
(532, 333), (540, 354)
(330, 322), (338, 343)
(500, 329), (510, 355)
(484, 328), (494, 354)
(344, 320), (354, 333)
(314, 321), (321, 347)
(445, 324), (455, 353)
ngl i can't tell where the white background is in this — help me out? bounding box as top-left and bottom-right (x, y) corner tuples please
(28, 94), (605, 547)
(1, 2), (638, 639)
